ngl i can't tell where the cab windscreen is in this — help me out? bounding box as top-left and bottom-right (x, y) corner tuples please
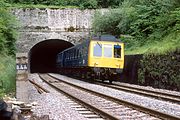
(114, 45), (121, 58)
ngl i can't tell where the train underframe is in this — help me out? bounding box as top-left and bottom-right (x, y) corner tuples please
(57, 66), (123, 83)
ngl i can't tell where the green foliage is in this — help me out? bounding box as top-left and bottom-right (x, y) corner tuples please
(10, 3), (78, 9)
(93, 0), (180, 91)
(92, 0), (180, 53)
(6, 0), (123, 9)
(93, 9), (122, 35)
(0, 0), (17, 97)
(0, 55), (16, 98)
(0, 89), (5, 99)
(79, 0), (98, 9)
(0, 0), (18, 56)
(97, 0), (124, 8)
(0, 0), (11, 7)
(138, 49), (180, 90)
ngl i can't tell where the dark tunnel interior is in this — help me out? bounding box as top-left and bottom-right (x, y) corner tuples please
(29, 39), (74, 73)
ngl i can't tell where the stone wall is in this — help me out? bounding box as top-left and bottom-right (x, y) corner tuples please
(16, 31), (89, 52)
(12, 8), (108, 52)
(12, 8), (95, 31)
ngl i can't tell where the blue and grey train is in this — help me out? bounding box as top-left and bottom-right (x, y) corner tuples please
(56, 35), (124, 83)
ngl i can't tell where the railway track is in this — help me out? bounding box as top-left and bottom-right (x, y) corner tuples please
(94, 81), (180, 104)
(29, 76), (105, 120)
(59, 96), (105, 120)
(29, 79), (50, 94)
(39, 74), (117, 120)
(40, 74), (180, 120)
(60, 74), (180, 104)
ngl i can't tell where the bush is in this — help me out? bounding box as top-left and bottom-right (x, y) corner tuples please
(92, 0), (180, 51)
(79, 0), (98, 9)
(0, 0), (17, 98)
(0, 0), (18, 56)
(138, 49), (180, 91)
(92, 0), (180, 91)
(0, 55), (16, 98)
(7, 0), (126, 9)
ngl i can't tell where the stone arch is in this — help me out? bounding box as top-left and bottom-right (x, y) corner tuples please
(29, 39), (74, 73)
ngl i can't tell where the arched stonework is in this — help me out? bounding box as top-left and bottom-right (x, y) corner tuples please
(28, 39), (74, 73)
(17, 31), (89, 53)
(14, 8), (109, 102)
(13, 8), (108, 53)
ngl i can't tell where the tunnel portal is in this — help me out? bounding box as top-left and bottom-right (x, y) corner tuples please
(29, 39), (74, 73)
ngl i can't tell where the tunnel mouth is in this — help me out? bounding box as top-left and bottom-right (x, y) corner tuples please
(29, 39), (74, 73)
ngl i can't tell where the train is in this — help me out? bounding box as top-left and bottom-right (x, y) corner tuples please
(56, 35), (124, 83)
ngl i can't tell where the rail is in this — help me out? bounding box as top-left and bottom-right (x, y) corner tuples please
(46, 74), (180, 120)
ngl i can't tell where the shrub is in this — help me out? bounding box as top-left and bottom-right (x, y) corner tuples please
(0, 0), (18, 56)
(0, 55), (16, 98)
(138, 49), (180, 91)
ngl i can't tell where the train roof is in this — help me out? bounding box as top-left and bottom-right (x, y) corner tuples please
(90, 35), (122, 42)
(58, 35), (122, 54)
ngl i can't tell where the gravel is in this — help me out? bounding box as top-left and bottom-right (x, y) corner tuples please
(28, 74), (88, 120)
(56, 82), (158, 119)
(113, 81), (180, 96)
(50, 73), (180, 118)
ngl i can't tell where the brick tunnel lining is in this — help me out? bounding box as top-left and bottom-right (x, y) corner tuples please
(29, 39), (74, 73)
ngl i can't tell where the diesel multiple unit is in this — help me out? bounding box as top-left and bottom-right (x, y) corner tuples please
(56, 35), (124, 83)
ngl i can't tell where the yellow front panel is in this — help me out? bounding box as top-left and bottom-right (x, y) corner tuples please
(88, 41), (124, 69)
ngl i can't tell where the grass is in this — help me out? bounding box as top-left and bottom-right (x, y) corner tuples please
(0, 54), (16, 98)
(125, 31), (180, 55)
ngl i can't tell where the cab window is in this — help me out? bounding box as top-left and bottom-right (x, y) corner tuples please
(114, 45), (121, 58)
(93, 43), (102, 57)
(104, 44), (112, 58)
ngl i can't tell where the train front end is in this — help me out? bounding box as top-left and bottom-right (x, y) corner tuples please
(88, 40), (124, 81)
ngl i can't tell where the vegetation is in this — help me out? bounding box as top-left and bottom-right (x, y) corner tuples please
(0, 0), (179, 94)
(92, 0), (180, 54)
(92, 0), (180, 90)
(0, 0), (18, 56)
(6, 0), (124, 9)
(0, 55), (16, 98)
(0, 0), (17, 98)
(138, 49), (180, 91)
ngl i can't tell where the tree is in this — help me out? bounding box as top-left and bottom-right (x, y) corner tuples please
(92, 0), (180, 48)
(97, 0), (124, 8)
(0, 0), (18, 56)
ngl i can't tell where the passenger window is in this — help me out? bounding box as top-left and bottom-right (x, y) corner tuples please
(83, 46), (87, 57)
(68, 52), (70, 59)
(114, 45), (121, 58)
(82, 46), (84, 57)
(71, 51), (73, 59)
(93, 43), (102, 57)
(74, 49), (76, 58)
(79, 47), (82, 58)
(104, 44), (112, 58)
(80, 50), (82, 58)
(65, 53), (66, 60)
(66, 52), (67, 59)
(76, 49), (79, 58)
(72, 49), (74, 59)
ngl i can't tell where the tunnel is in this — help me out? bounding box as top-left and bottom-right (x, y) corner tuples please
(29, 39), (74, 73)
